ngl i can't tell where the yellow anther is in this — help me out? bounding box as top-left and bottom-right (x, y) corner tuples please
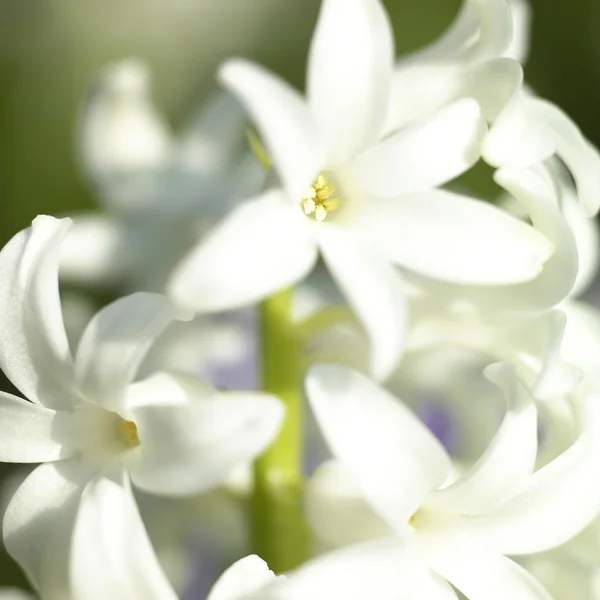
(408, 511), (420, 529)
(116, 419), (140, 448)
(302, 173), (343, 222)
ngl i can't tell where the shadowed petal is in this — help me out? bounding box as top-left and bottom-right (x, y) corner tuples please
(75, 293), (184, 413)
(306, 365), (450, 532)
(0, 216), (78, 410)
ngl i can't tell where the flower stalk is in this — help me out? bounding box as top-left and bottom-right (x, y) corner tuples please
(252, 288), (308, 572)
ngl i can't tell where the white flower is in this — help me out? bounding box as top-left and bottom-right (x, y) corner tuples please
(386, 0), (600, 216)
(0, 216), (283, 599)
(304, 364), (600, 599)
(61, 58), (262, 292)
(168, 0), (552, 380)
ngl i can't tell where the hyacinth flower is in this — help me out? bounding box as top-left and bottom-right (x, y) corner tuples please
(168, 0), (552, 380)
(304, 364), (600, 600)
(0, 216), (284, 599)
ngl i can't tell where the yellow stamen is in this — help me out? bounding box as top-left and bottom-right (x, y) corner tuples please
(116, 420), (140, 448)
(302, 173), (343, 222)
(408, 511), (420, 529)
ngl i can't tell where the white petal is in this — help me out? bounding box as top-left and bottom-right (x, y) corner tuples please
(489, 166), (579, 310)
(75, 293), (183, 413)
(81, 59), (170, 183)
(207, 556), (276, 600)
(561, 180), (600, 297)
(307, 0), (393, 162)
(413, 569), (459, 600)
(430, 550), (552, 600)
(3, 460), (91, 596)
(463, 0), (514, 62)
(427, 363), (537, 515)
(0, 392), (72, 463)
(531, 310), (582, 401)
(259, 539), (417, 600)
(59, 214), (125, 288)
(124, 370), (215, 410)
(178, 90), (247, 175)
(219, 59), (323, 200)
(315, 226), (406, 380)
(306, 459), (394, 547)
(462, 391), (600, 555)
(168, 190), (318, 314)
(505, 0), (532, 63)
(70, 469), (178, 600)
(383, 63), (465, 133)
(385, 0), (513, 134)
(130, 386), (284, 495)
(465, 59), (556, 167)
(353, 98), (486, 198)
(414, 166), (577, 313)
(350, 188), (553, 285)
(561, 301), (600, 375)
(528, 97), (600, 217)
(0, 216), (77, 410)
(414, 0), (513, 64)
(305, 365), (450, 532)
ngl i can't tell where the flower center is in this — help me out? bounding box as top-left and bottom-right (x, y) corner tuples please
(302, 173), (343, 222)
(116, 419), (140, 448)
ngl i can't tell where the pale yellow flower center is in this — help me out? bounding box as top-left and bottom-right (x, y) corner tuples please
(302, 173), (343, 222)
(116, 419), (140, 448)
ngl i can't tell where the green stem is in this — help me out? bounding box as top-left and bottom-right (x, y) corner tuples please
(252, 288), (308, 572)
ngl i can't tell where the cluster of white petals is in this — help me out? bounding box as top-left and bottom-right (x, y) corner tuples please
(1, 0), (600, 599)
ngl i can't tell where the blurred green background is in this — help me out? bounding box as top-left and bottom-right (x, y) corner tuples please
(0, 0), (599, 590)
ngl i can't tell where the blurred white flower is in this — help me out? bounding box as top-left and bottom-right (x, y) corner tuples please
(169, 0), (552, 380)
(305, 364), (600, 599)
(0, 216), (283, 599)
(61, 58), (262, 292)
(386, 0), (600, 216)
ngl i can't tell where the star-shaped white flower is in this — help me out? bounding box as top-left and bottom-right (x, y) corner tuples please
(0, 216), (283, 599)
(305, 364), (600, 599)
(169, 0), (552, 380)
